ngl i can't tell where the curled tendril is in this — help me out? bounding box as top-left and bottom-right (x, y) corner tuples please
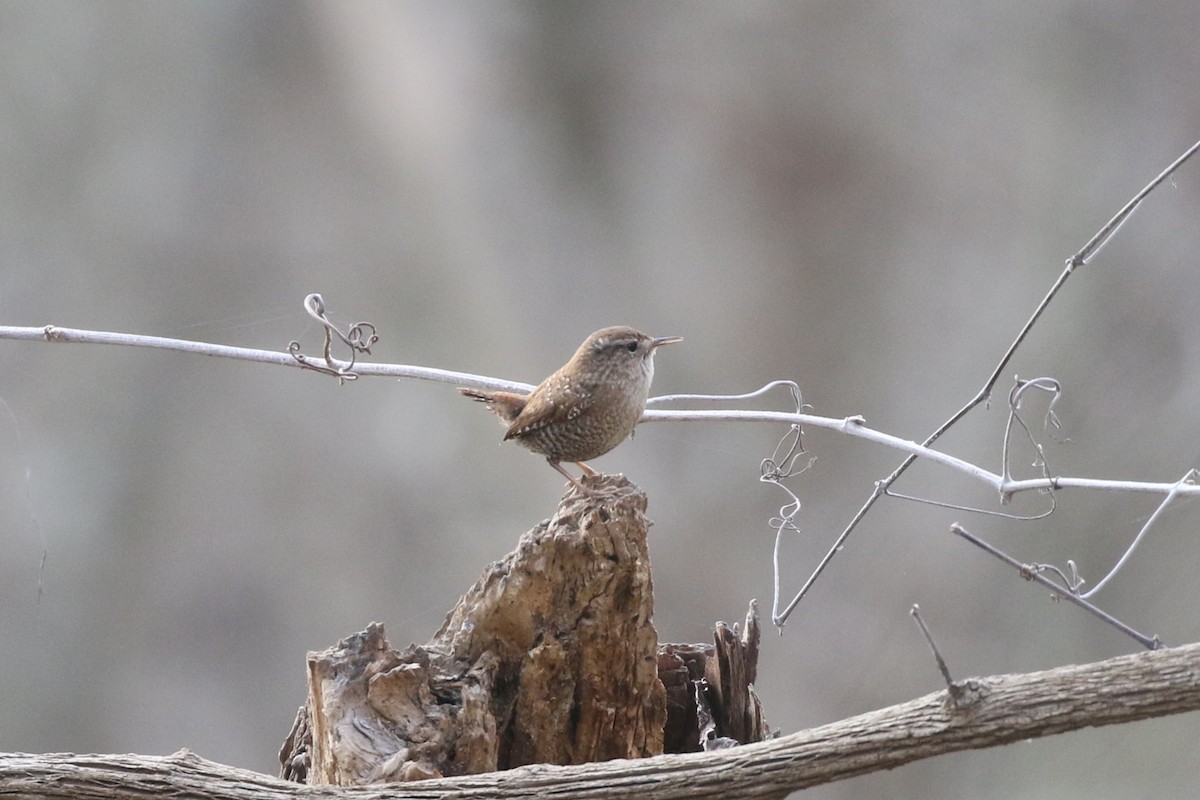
(1009, 376), (1066, 441)
(288, 293), (378, 383)
(951, 524), (1161, 650)
(760, 423), (817, 630)
(990, 375), (1064, 514)
(1020, 561), (1087, 596)
(761, 424), (808, 482)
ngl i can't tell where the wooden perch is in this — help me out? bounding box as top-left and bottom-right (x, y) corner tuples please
(6, 643), (1200, 799)
(10, 476), (1199, 799)
(279, 474), (767, 786)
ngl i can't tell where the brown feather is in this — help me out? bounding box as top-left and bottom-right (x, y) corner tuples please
(458, 387), (527, 424)
(504, 371), (592, 441)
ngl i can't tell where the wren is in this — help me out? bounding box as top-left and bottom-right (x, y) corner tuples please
(460, 326), (682, 495)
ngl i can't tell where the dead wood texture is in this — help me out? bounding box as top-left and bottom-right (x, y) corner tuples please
(278, 475), (768, 786)
(9, 475), (1200, 798)
(5, 642), (1200, 799)
(660, 604), (769, 753)
(282, 475), (670, 784)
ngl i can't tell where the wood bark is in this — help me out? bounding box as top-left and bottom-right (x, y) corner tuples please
(5, 641), (1200, 799)
(8, 476), (1200, 798)
(282, 475), (674, 784)
(277, 475), (768, 786)
(659, 604), (768, 753)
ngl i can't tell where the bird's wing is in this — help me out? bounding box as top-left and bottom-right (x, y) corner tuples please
(503, 372), (592, 440)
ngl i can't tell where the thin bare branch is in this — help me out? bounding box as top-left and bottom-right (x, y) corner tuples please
(5, 642), (1200, 798)
(650, 380), (803, 409)
(911, 605), (955, 689)
(951, 523), (1163, 650)
(1082, 469), (1199, 599)
(882, 487), (1055, 521)
(0, 324), (535, 395)
(1073, 138), (1200, 266)
(2, 325), (1196, 506)
(770, 139), (1200, 625)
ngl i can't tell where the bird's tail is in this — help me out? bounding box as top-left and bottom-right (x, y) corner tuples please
(458, 388), (492, 403)
(458, 387), (527, 424)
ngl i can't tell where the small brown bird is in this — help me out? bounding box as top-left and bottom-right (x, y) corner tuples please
(460, 326), (682, 495)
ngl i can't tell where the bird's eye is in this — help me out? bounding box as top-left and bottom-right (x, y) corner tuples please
(625, 341), (639, 353)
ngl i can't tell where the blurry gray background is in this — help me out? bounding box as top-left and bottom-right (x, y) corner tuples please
(3, 2), (1200, 797)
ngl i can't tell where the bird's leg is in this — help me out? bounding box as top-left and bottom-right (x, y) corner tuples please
(549, 460), (596, 497)
(576, 461), (598, 476)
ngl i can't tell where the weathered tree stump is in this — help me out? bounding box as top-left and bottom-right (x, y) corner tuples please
(279, 474), (767, 786)
(660, 603), (768, 753)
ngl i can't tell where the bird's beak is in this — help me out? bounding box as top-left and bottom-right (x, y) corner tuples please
(651, 336), (683, 349)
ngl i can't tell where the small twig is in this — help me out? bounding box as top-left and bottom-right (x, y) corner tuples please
(911, 605), (955, 688)
(650, 380), (803, 409)
(5, 323), (535, 394)
(1073, 138), (1200, 267)
(647, 410), (1003, 486)
(9, 641), (1200, 800)
(4, 323), (1199, 506)
(882, 375), (1066, 518)
(1082, 469), (1199, 599)
(882, 488), (1054, 521)
(951, 523), (1163, 650)
(771, 139), (1200, 625)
